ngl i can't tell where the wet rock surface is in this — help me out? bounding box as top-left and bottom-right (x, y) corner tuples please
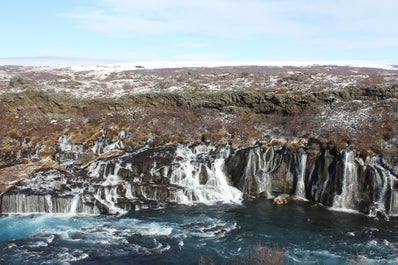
(0, 140), (396, 217)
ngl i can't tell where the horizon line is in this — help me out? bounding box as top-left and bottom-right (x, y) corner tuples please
(0, 56), (396, 70)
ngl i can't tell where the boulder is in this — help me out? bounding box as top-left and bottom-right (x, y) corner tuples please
(273, 194), (289, 205)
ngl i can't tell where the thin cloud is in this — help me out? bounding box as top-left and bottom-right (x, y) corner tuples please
(177, 42), (205, 48)
(60, 0), (398, 47)
(171, 52), (228, 61)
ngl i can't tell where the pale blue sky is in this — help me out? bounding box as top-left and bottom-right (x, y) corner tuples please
(1, 0), (397, 62)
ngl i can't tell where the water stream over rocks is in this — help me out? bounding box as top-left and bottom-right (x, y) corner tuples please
(1, 134), (397, 218)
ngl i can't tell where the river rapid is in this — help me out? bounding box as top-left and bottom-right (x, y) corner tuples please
(1, 199), (398, 265)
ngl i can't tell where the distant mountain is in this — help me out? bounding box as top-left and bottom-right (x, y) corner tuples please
(0, 56), (122, 66)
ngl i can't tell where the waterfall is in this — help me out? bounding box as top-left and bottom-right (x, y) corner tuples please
(0, 168), (101, 215)
(124, 183), (135, 200)
(45, 195), (53, 213)
(0, 193), (101, 214)
(257, 147), (274, 197)
(55, 135), (85, 164)
(87, 158), (129, 214)
(238, 147), (283, 198)
(169, 144), (242, 205)
(368, 156), (397, 216)
(332, 151), (359, 211)
(295, 151), (307, 199)
(1, 194), (48, 213)
(241, 148), (264, 196)
(103, 131), (126, 154)
(390, 190), (398, 216)
(4, 137), (398, 216)
(69, 195), (80, 214)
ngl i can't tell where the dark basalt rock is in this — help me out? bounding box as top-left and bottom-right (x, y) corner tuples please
(225, 144), (397, 216)
(0, 141), (397, 217)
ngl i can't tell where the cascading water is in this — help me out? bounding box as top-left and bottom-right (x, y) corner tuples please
(365, 156), (397, 217)
(91, 131), (127, 154)
(2, 135), (398, 216)
(169, 144), (242, 204)
(55, 135), (85, 164)
(69, 195), (80, 214)
(390, 189), (398, 216)
(332, 151), (359, 211)
(243, 148), (268, 196)
(2, 141), (246, 214)
(87, 158), (128, 214)
(0, 169), (101, 215)
(295, 150), (307, 199)
(15, 138), (41, 162)
(238, 146), (283, 198)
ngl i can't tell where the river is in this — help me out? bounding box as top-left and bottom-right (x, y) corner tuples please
(1, 199), (397, 264)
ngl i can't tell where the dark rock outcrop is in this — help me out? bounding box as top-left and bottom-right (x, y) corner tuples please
(1, 141), (396, 217)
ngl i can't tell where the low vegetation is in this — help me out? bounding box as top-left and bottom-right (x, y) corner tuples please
(0, 65), (397, 169)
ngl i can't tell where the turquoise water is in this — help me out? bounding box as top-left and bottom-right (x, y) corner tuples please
(1, 199), (398, 264)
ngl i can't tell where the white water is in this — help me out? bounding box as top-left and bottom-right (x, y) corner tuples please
(241, 148), (268, 196)
(7, 137), (398, 217)
(45, 195), (53, 213)
(332, 151), (359, 211)
(69, 195), (80, 214)
(3, 140), (245, 214)
(1, 193), (99, 215)
(240, 147), (283, 198)
(92, 131), (126, 154)
(55, 135), (85, 164)
(295, 151), (307, 199)
(367, 156), (397, 216)
(258, 147), (275, 197)
(169, 144), (242, 205)
(88, 158), (128, 214)
(390, 190), (398, 216)
(3, 198), (398, 265)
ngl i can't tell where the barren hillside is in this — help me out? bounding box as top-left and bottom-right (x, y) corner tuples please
(0, 64), (397, 170)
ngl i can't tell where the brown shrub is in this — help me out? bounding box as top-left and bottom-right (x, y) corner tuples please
(198, 243), (285, 265)
(243, 243), (284, 265)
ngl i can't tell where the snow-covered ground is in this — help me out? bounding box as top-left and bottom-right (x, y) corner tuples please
(0, 60), (397, 98)
(0, 56), (396, 69)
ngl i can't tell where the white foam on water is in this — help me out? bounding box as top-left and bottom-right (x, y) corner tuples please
(286, 248), (345, 265)
(179, 215), (238, 239)
(54, 248), (89, 263)
(27, 240), (49, 248)
(328, 206), (360, 214)
(135, 222), (173, 237)
(178, 239), (184, 250)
